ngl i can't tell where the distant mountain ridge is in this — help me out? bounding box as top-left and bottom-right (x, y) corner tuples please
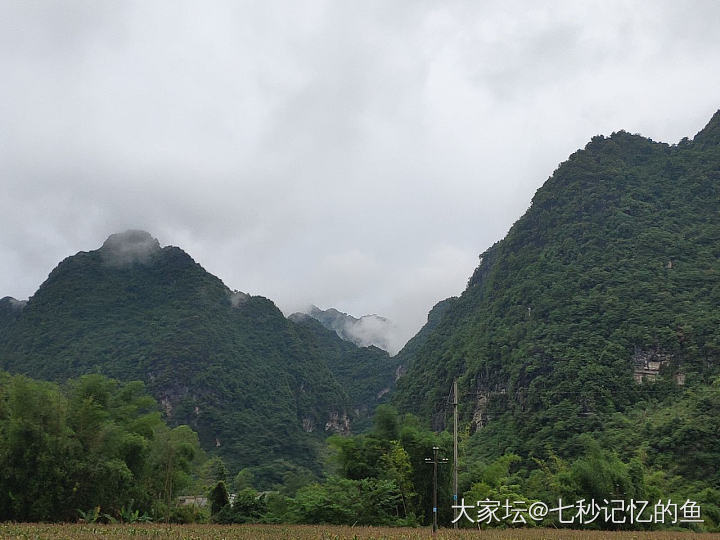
(0, 230), (394, 485)
(292, 305), (403, 355)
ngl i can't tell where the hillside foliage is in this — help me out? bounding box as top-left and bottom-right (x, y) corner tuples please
(0, 232), (395, 486)
(394, 112), (720, 452)
(0, 372), (200, 522)
(389, 112), (720, 528)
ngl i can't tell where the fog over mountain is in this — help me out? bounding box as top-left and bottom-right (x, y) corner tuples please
(292, 305), (405, 355)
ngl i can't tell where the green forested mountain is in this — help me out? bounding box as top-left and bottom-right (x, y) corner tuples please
(3, 111), (720, 528)
(0, 230), (392, 484)
(393, 296), (457, 377)
(289, 313), (400, 430)
(394, 110), (720, 480)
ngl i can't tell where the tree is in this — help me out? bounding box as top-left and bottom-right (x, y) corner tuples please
(0, 371), (202, 523)
(0, 375), (73, 521)
(374, 404), (400, 440)
(379, 441), (415, 517)
(147, 425), (201, 520)
(209, 480), (230, 516)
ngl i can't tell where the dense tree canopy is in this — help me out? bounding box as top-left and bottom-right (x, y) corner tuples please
(0, 372), (200, 522)
(394, 112), (720, 465)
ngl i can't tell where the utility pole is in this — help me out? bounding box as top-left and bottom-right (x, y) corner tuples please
(453, 379), (459, 529)
(425, 445), (448, 535)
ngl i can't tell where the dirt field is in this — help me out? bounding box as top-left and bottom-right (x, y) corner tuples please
(1, 524), (719, 540)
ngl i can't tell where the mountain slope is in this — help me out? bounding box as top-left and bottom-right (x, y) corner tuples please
(290, 313), (400, 429)
(394, 111), (720, 470)
(0, 297), (25, 341)
(0, 231), (369, 481)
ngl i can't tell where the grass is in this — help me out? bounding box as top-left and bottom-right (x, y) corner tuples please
(0, 524), (719, 540)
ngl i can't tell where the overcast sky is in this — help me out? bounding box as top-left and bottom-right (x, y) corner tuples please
(1, 0), (719, 351)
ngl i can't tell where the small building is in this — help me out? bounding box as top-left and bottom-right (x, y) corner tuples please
(178, 495), (208, 507)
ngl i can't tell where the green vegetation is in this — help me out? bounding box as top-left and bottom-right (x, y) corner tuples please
(200, 405), (448, 527)
(291, 315), (400, 429)
(0, 372), (200, 522)
(391, 111), (720, 529)
(0, 231), (394, 486)
(192, 403), (719, 530)
(2, 111), (720, 530)
(394, 111), (720, 452)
